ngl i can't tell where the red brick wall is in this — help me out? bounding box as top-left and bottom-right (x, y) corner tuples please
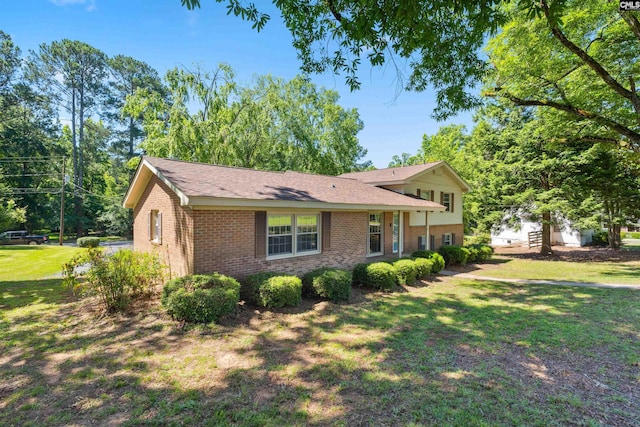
(403, 212), (427, 254)
(192, 210), (370, 280)
(429, 223), (465, 249)
(133, 175), (194, 277)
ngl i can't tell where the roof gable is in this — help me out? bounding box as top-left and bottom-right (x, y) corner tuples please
(123, 157), (447, 211)
(339, 162), (471, 192)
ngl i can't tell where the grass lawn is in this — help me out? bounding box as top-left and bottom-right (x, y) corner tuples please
(0, 245), (84, 281)
(466, 255), (640, 285)
(1, 247), (639, 426)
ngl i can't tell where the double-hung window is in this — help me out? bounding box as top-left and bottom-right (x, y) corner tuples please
(267, 214), (319, 257)
(368, 212), (383, 255)
(442, 192), (453, 212)
(149, 210), (162, 244)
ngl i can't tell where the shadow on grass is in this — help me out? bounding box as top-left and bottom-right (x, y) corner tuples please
(1, 277), (639, 426)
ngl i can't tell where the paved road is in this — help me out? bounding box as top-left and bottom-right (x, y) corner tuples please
(440, 270), (640, 290)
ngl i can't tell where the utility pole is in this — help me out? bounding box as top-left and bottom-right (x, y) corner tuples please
(59, 158), (65, 246)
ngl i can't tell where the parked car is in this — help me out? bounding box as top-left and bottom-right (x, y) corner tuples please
(0, 230), (49, 245)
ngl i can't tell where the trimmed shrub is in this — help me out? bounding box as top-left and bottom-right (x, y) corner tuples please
(438, 245), (470, 267)
(465, 245), (479, 263)
(352, 263), (368, 285)
(77, 236), (100, 248)
(411, 250), (445, 273)
(467, 243), (493, 261)
(393, 259), (417, 285)
(364, 262), (397, 291)
(302, 268), (352, 302)
(257, 275), (302, 308)
(413, 257), (433, 278)
(162, 274), (240, 323)
(241, 272), (281, 305)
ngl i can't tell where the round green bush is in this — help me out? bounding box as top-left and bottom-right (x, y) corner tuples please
(77, 236), (100, 248)
(465, 245), (479, 263)
(411, 250), (445, 273)
(241, 272), (281, 305)
(438, 245), (470, 267)
(257, 275), (302, 308)
(352, 263), (368, 285)
(467, 243), (493, 261)
(302, 268), (352, 302)
(161, 274), (240, 323)
(413, 257), (433, 278)
(393, 259), (417, 285)
(364, 262), (397, 291)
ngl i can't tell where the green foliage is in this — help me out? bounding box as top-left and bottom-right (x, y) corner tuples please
(302, 268), (352, 302)
(591, 230), (609, 247)
(77, 236), (100, 248)
(257, 275), (302, 308)
(241, 272), (281, 305)
(180, 0), (507, 119)
(393, 259), (417, 285)
(467, 244), (494, 261)
(623, 232), (640, 239)
(127, 67), (368, 174)
(63, 248), (165, 312)
(353, 262), (397, 291)
(438, 245), (470, 267)
(413, 257), (434, 279)
(464, 234), (491, 245)
(411, 250), (445, 273)
(161, 274), (240, 323)
(352, 263), (368, 286)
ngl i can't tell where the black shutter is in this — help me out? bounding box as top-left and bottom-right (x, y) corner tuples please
(451, 193), (455, 213)
(430, 235), (435, 250)
(452, 233), (456, 245)
(322, 212), (331, 251)
(255, 211), (267, 257)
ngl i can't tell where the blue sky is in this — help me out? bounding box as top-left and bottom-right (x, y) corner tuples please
(1, 0), (474, 168)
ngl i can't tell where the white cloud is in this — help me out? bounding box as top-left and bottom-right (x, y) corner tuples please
(50, 0), (96, 12)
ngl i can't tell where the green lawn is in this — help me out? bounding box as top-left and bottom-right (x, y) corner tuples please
(1, 247), (639, 426)
(0, 245), (84, 281)
(469, 255), (640, 285)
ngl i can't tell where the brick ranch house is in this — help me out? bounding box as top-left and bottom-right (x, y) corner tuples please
(123, 157), (470, 279)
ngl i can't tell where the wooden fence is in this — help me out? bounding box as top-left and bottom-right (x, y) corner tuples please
(528, 230), (542, 248)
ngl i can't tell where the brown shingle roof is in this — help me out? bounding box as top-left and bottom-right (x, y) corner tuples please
(339, 162), (442, 184)
(128, 156), (444, 210)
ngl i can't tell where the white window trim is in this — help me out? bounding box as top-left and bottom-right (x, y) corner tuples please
(266, 213), (321, 260)
(443, 233), (452, 246)
(443, 193), (452, 212)
(367, 211), (384, 257)
(149, 210), (162, 245)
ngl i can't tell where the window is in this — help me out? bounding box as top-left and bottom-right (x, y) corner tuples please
(149, 210), (162, 244)
(267, 214), (319, 257)
(417, 189), (432, 201)
(441, 192), (454, 212)
(392, 212), (399, 253)
(418, 235), (426, 250)
(442, 233), (452, 246)
(368, 213), (383, 255)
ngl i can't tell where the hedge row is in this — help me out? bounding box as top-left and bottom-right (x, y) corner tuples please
(161, 243), (494, 323)
(436, 243), (494, 267)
